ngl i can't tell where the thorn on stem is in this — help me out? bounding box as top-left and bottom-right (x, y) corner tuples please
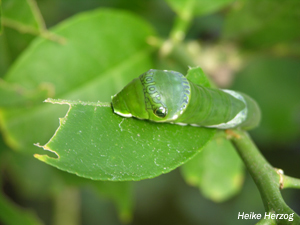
(275, 168), (284, 189)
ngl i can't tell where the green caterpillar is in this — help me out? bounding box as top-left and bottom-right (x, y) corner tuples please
(111, 68), (261, 130)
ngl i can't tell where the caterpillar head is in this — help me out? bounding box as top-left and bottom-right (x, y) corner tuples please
(111, 69), (191, 122)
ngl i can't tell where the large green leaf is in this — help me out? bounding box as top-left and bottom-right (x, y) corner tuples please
(0, 0), (43, 77)
(0, 9), (156, 153)
(0, 79), (51, 107)
(35, 99), (215, 181)
(0, 28), (36, 78)
(165, 0), (235, 17)
(181, 134), (244, 202)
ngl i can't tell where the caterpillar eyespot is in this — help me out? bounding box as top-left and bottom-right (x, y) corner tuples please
(154, 106), (167, 118)
(111, 69), (261, 130)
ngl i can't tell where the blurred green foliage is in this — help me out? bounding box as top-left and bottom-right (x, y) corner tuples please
(232, 57), (300, 145)
(0, 0), (299, 224)
(223, 0), (300, 49)
(181, 135), (244, 202)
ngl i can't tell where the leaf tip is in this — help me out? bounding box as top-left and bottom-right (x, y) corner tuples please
(33, 153), (49, 162)
(186, 176), (201, 186)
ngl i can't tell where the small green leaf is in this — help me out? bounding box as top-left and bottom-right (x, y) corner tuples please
(185, 66), (213, 88)
(181, 133), (244, 202)
(35, 99), (215, 181)
(166, 0), (236, 17)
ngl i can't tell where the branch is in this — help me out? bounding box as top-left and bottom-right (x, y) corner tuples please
(228, 129), (300, 225)
(2, 18), (66, 44)
(282, 175), (300, 190)
(159, 3), (193, 57)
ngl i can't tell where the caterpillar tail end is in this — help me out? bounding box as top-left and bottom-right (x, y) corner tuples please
(240, 94), (261, 130)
